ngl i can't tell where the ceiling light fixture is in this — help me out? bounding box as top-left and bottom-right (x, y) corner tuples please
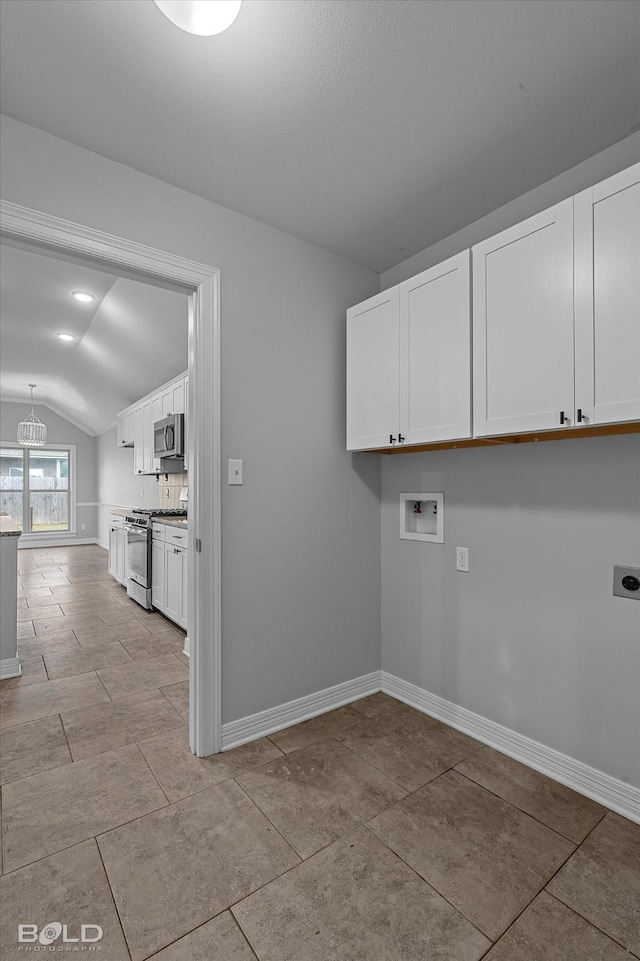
(154, 0), (242, 36)
(71, 290), (95, 303)
(17, 384), (48, 447)
(57, 333), (76, 342)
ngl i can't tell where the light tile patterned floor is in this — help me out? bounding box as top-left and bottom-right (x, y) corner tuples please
(1, 546), (638, 960)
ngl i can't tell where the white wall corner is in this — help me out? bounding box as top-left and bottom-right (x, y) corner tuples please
(0, 657), (22, 680)
(381, 671), (640, 825)
(220, 671), (382, 751)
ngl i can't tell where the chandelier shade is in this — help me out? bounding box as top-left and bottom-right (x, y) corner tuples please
(17, 385), (48, 447)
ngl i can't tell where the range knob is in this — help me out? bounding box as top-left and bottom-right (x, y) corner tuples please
(621, 575), (640, 592)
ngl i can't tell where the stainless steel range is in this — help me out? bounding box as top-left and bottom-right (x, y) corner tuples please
(125, 508), (187, 609)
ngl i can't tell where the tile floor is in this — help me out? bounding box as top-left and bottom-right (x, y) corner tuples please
(1, 545), (638, 960)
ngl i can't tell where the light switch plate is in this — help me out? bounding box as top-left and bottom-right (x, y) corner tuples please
(228, 459), (243, 485)
(613, 565), (640, 600)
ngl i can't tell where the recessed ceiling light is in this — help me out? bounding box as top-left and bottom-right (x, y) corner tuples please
(57, 333), (76, 342)
(71, 291), (95, 303)
(154, 0), (242, 36)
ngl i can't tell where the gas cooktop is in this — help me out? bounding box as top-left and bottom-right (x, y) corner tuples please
(125, 507), (187, 528)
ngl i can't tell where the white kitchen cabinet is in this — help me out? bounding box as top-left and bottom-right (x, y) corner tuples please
(472, 199), (575, 437)
(108, 515), (127, 585)
(347, 254), (471, 450)
(116, 409), (134, 448)
(399, 251), (471, 445)
(161, 378), (185, 418)
(347, 287), (400, 450)
(574, 163), (640, 426)
(165, 542), (188, 630)
(134, 400), (153, 474)
(151, 524), (166, 614)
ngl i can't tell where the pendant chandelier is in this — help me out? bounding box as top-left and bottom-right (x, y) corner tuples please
(17, 384), (48, 447)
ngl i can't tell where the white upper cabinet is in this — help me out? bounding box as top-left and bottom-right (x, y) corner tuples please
(574, 163), (640, 426)
(346, 255), (471, 451)
(347, 287), (400, 450)
(399, 251), (471, 445)
(116, 409), (134, 448)
(472, 199), (575, 437)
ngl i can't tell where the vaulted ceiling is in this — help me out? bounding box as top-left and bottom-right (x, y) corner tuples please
(1, 0), (639, 273)
(0, 245), (188, 434)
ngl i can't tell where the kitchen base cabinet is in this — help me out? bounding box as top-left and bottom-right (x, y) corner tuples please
(165, 544), (187, 630)
(108, 515), (127, 586)
(151, 536), (166, 613)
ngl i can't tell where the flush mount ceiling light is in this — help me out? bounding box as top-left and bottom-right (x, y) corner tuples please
(71, 290), (95, 303)
(154, 0), (242, 36)
(17, 384), (48, 447)
(57, 332), (76, 342)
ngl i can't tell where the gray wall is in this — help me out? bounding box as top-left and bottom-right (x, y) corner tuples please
(1, 400), (98, 539)
(95, 426), (163, 548)
(381, 132), (640, 289)
(0, 115), (382, 724)
(379, 135), (640, 787)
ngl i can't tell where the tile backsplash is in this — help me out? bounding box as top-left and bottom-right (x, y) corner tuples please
(157, 472), (188, 508)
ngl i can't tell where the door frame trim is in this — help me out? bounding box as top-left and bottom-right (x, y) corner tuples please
(0, 200), (221, 756)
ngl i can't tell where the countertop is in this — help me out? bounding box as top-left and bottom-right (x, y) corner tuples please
(0, 515), (22, 538)
(154, 518), (188, 530)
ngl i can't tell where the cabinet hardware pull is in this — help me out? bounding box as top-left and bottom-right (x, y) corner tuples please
(398, 434), (405, 443)
(389, 434), (395, 444)
(577, 408), (583, 423)
(559, 411), (566, 424)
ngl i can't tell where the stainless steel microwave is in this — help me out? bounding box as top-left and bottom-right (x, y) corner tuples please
(153, 413), (184, 459)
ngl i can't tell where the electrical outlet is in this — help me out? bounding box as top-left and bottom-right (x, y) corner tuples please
(456, 547), (469, 572)
(80, 523), (86, 531)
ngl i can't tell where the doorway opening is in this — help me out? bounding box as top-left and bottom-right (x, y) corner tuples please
(0, 200), (221, 757)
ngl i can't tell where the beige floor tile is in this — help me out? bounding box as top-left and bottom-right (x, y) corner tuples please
(43, 641), (133, 680)
(62, 689), (184, 760)
(97, 607), (150, 626)
(139, 728), (283, 801)
(0, 715), (71, 785)
(18, 632), (81, 658)
(267, 706), (366, 754)
(33, 613), (98, 635)
(99, 654), (188, 698)
(455, 745), (607, 842)
(24, 592), (73, 608)
(2, 743), (168, 871)
(135, 616), (185, 638)
(160, 680), (189, 717)
(121, 633), (185, 661)
(350, 691), (408, 718)
(16, 621), (35, 638)
(59, 597), (122, 615)
(0, 840), (129, 961)
(98, 779), (300, 961)
(18, 603), (62, 621)
(547, 812), (640, 955)
(44, 586), (86, 600)
(149, 912), (256, 961)
(337, 709), (480, 791)
(18, 586), (54, 598)
(76, 622), (152, 646)
(484, 891), (633, 961)
(233, 828), (490, 961)
(0, 655), (47, 690)
(238, 737), (406, 858)
(0, 672), (109, 729)
(368, 770), (575, 940)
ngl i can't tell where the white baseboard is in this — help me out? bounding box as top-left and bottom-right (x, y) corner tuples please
(18, 536), (100, 550)
(221, 671), (381, 751)
(381, 671), (640, 825)
(0, 657), (22, 680)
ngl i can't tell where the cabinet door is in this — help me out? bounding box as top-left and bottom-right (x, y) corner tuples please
(575, 164), (640, 426)
(151, 394), (163, 472)
(183, 375), (189, 472)
(180, 547), (188, 631)
(473, 199), (574, 437)
(134, 405), (145, 473)
(347, 287), (400, 450)
(151, 538), (166, 612)
(399, 251), (471, 444)
(117, 411), (134, 448)
(164, 544), (184, 625)
(108, 527), (119, 579)
(119, 529), (128, 585)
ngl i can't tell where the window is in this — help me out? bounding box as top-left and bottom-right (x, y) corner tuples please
(0, 446), (74, 534)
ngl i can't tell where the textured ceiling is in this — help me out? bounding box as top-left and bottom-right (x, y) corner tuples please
(1, 0), (639, 272)
(1, 245), (188, 434)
